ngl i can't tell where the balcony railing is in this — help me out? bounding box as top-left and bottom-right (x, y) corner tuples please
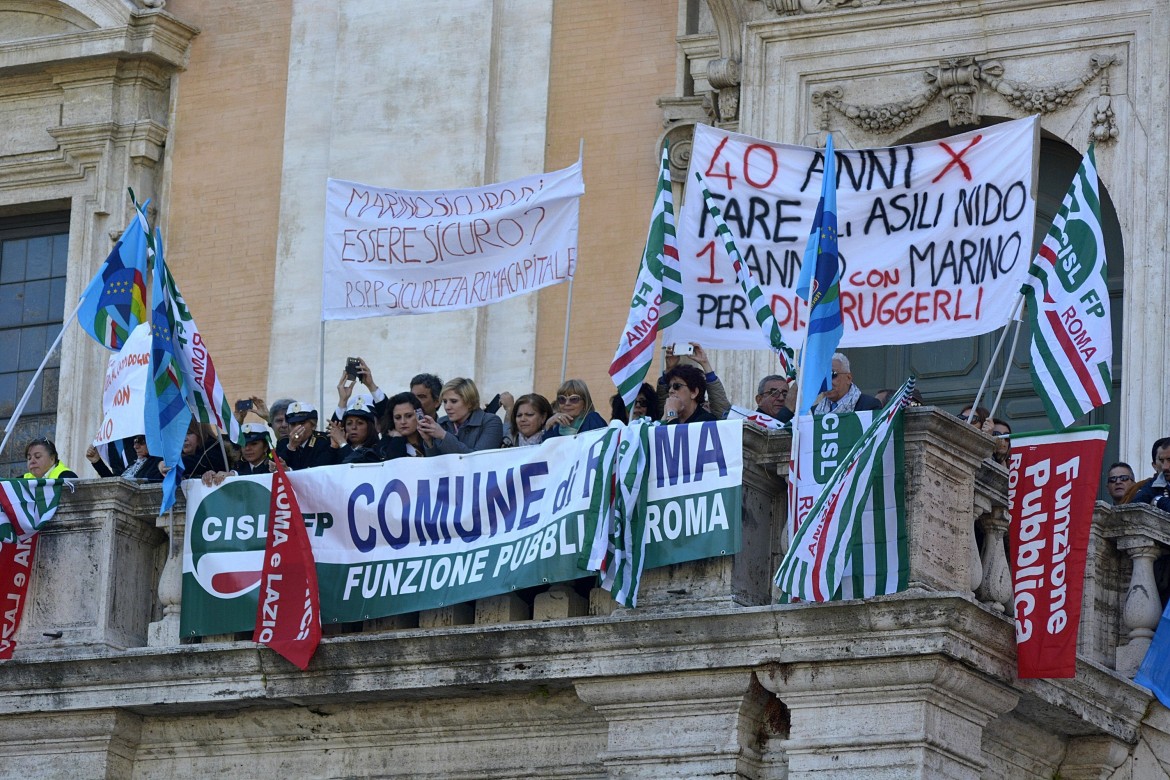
(9, 406), (1163, 684)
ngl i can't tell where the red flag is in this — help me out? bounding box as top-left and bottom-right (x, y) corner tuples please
(254, 461), (321, 669)
(0, 536), (38, 660)
(1009, 427), (1107, 678)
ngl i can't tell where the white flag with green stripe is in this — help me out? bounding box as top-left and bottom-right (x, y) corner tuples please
(0, 478), (65, 543)
(1022, 145), (1112, 430)
(694, 173), (796, 379)
(610, 145), (683, 408)
(576, 420), (655, 607)
(776, 381), (912, 602)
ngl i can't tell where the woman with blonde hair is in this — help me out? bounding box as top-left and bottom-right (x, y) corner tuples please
(418, 377), (504, 454)
(543, 379), (607, 439)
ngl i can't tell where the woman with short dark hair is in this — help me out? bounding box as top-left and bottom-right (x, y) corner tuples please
(661, 364), (717, 425)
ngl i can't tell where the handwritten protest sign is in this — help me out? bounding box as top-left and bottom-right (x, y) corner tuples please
(321, 162), (584, 320)
(181, 421), (742, 636)
(92, 322), (148, 447)
(672, 117), (1038, 349)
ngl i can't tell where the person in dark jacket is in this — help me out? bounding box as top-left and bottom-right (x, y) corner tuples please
(276, 401), (335, 470)
(202, 423), (276, 485)
(811, 352), (882, 414)
(661, 364), (717, 425)
(418, 377), (503, 454)
(377, 392), (431, 460)
(329, 396), (383, 464)
(160, 422), (229, 481)
(1131, 438), (1170, 512)
(86, 435), (162, 482)
(543, 379), (607, 439)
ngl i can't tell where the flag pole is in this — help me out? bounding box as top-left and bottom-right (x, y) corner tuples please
(560, 139), (584, 384)
(967, 293), (1024, 422)
(987, 315), (1024, 423)
(0, 297), (85, 459)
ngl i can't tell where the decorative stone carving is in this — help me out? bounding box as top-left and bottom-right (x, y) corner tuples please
(815, 54), (1121, 142)
(761, 0), (882, 13)
(707, 57), (741, 123)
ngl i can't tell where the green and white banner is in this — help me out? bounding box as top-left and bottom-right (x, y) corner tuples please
(182, 420), (742, 636)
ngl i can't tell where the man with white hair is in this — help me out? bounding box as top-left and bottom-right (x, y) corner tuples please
(811, 352), (882, 414)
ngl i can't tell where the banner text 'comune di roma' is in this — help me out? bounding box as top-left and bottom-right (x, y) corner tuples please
(672, 117), (1038, 350)
(321, 161), (585, 320)
(180, 420), (743, 636)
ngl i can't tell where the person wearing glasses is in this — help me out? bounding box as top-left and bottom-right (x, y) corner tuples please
(754, 375), (793, 424)
(661, 365), (718, 425)
(85, 435), (162, 482)
(23, 438), (77, 480)
(1105, 462), (1136, 505)
(812, 353), (882, 414)
(418, 377), (504, 454)
(609, 383), (661, 425)
(543, 380), (607, 439)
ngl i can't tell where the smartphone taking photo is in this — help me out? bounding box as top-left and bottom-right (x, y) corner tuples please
(345, 357), (361, 380)
(235, 399), (253, 412)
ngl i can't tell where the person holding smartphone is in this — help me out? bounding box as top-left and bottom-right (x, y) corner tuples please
(377, 392), (432, 460)
(418, 377), (503, 454)
(334, 356), (389, 428)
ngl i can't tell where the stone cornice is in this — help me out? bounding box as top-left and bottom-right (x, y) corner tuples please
(0, 10), (198, 76)
(0, 592), (1150, 743)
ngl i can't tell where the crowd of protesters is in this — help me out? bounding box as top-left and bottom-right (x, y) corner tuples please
(31, 344), (1162, 515)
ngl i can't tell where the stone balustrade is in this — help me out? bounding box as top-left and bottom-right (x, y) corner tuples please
(11, 407), (1162, 676)
(6, 408), (1170, 778)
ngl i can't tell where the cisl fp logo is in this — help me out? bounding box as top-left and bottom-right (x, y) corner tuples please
(188, 480), (272, 599)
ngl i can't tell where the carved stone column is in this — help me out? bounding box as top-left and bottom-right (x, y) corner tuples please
(575, 670), (766, 778)
(759, 656), (1019, 779)
(976, 507), (1013, 615)
(1114, 536), (1164, 675)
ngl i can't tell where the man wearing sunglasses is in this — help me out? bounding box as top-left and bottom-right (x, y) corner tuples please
(1105, 462), (1135, 505)
(811, 353), (882, 415)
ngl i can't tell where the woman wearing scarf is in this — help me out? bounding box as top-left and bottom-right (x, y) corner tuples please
(86, 435), (162, 482)
(543, 379), (607, 439)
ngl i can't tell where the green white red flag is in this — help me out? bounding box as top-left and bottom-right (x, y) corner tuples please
(0, 478), (66, 660)
(775, 380), (913, 601)
(694, 173), (796, 379)
(578, 421), (654, 607)
(1022, 145), (1112, 429)
(610, 145), (684, 408)
(254, 461), (321, 669)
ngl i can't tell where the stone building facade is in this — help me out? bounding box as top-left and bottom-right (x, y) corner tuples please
(2, 1), (1170, 777)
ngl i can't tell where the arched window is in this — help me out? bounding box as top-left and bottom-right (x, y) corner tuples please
(847, 122), (1124, 485)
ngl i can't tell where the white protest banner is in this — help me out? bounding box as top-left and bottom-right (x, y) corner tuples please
(322, 161), (585, 319)
(92, 322), (149, 447)
(181, 420), (742, 636)
(673, 117), (1038, 349)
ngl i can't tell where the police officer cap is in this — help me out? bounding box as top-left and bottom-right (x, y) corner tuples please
(343, 396), (377, 424)
(285, 401), (318, 425)
(241, 422), (275, 447)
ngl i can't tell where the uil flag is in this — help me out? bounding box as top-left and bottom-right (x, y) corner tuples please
(775, 379), (914, 602)
(144, 239), (193, 515)
(77, 198), (149, 350)
(254, 461), (321, 670)
(610, 145), (683, 408)
(151, 228), (242, 446)
(1022, 145), (1112, 429)
(694, 173), (796, 378)
(795, 134), (844, 414)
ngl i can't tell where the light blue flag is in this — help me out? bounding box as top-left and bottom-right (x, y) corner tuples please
(795, 134), (844, 414)
(1136, 598), (1170, 708)
(143, 231), (193, 514)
